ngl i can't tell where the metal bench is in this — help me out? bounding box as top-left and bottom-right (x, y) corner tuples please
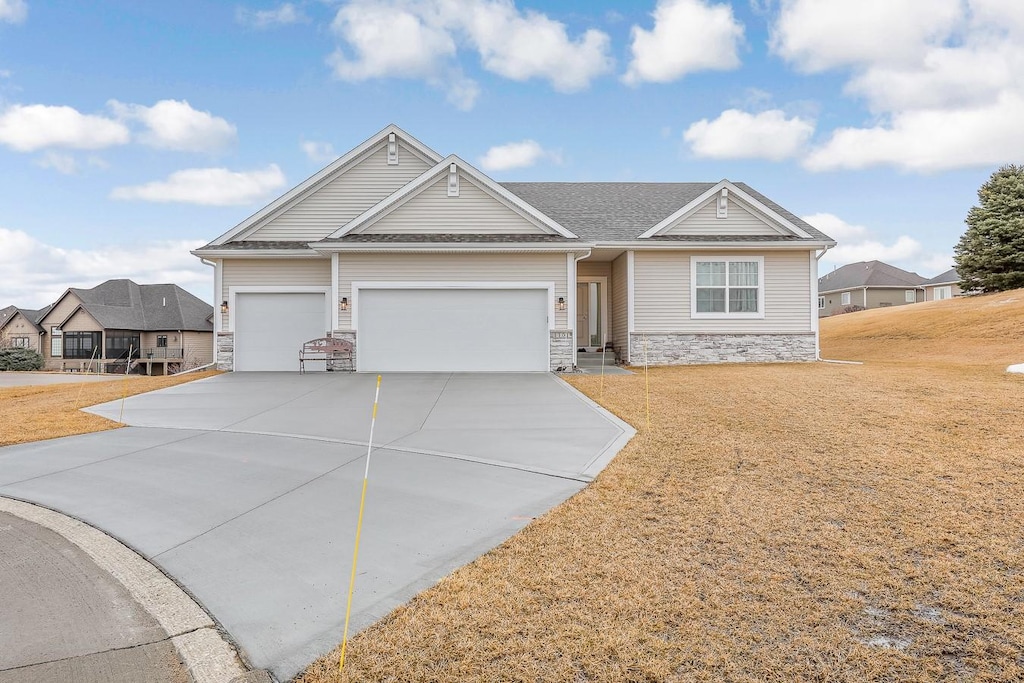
(299, 337), (353, 374)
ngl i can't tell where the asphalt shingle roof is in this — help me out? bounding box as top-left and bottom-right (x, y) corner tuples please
(500, 182), (833, 243)
(324, 233), (574, 243)
(818, 261), (926, 292)
(922, 268), (959, 285)
(61, 279), (213, 332)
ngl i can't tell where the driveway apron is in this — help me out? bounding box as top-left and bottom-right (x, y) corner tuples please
(0, 373), (633, 681)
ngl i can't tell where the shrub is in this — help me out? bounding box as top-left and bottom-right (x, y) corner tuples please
(0, 347), (45, 371)
(839, 304), (866, 315)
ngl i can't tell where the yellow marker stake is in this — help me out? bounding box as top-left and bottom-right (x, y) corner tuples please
(643, 334), (650, 431)
(118, 345), (133, 424)
(340, 374), (382, 674)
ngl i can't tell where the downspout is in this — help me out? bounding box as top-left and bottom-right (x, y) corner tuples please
(200, 258), (216, 367)
(814, 245), (832, 360)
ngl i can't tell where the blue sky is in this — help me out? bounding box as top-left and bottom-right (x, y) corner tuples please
(2, 0), (1021, 307)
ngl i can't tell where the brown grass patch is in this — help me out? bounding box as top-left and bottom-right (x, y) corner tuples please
(297, 295), (1024, 682)
(820, 288), (1024, 366)
(0, 371), (220, 447)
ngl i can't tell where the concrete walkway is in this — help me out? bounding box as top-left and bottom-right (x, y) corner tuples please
(0, 373), (633, 681)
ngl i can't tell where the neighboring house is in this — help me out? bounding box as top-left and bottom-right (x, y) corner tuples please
(192, 124), (836, 373)
(818, 261), (926, 318)
(0, 306), (51, 353)
(24, 279), (215, 374)
(922, 268), (962, 301)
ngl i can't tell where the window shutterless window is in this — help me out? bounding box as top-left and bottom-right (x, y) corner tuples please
(51, 327), (62, 356)
(157, 335), (168, 348)
(691, 256), (764, 319)
(905, 290), (916, 302)
(841, 292), (851, 306)
(11, 337), (30, 348)
(105, 331), (141, 359)
(818, 296), (825, 309)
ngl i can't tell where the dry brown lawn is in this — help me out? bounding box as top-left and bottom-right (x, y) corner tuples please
(292, 292), (1022, 682)
(0, 371), (219, 447)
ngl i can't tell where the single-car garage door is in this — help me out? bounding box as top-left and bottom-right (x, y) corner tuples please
(234, 292), (327, 371)
(357, 288), (549, 372)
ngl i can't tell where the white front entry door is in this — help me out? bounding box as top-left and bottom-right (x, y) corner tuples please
(357, 288), (549, 372)
(234, 292), (328, 371)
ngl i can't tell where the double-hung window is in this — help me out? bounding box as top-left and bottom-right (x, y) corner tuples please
(691, 256), (764, 318)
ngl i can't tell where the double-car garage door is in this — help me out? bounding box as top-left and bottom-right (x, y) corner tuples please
(232, 288), (549, 372)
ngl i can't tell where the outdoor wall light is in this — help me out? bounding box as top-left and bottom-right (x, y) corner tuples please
(556, 296), (566, 311)
(340, 297), (349, 311)
(220, 300), (229, 314)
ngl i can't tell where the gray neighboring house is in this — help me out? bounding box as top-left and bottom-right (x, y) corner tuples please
(818, 260), (927, 317)
(19, 279), (216, 374)
(922, 268), (962, 301)
(193, 125), (838, 372)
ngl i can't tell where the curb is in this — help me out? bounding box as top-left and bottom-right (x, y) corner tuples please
(0, 496), (267, 683)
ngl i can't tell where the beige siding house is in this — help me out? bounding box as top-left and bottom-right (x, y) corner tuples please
(193, 125), (836, 372)
(26, 279), (214, 374)
(0, 306), (50, 353)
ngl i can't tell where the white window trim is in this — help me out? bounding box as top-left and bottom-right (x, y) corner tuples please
(905, 289), (916, 302)
(350, 281), (556, 331)
(841, 292), (851, 306)
(818, 296), (825, 309)
(689, 255), (765, 320)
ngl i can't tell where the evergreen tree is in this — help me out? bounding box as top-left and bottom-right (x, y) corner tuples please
(954, 164), (1024, 293)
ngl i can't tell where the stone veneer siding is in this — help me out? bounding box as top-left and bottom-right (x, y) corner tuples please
(216, 331), (234, 371)
(329, 330), (357, 371)
(629, 333), (816, 365)
(550, 329), (573, 371)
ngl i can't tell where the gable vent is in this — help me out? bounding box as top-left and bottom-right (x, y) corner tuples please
(447, 163), (460, 197)
(387, 133), (398, 165)
(716, 188), (728, 219)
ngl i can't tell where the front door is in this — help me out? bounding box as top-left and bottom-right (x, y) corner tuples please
(575, 280), (605, 351)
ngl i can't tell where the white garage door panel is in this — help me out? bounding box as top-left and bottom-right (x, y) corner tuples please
(235, 293), (327, 371)
(358, 289), (548, 372)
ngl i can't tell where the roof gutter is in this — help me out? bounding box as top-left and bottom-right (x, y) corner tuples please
(308, 243), (595, 255)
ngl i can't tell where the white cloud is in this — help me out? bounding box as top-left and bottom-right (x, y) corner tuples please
(479, 139), (559, 171)
(683, 109), (814, 161)
(770, 0), (962, 72)
(326, 0), (613, 107)
(109, 99), (237, 152)
(0, 0), (27, 24)
(0, 227), (211, 309)
(301, 140), (337, 162)
(110, 165), (286, 206)
(459, 0), (613, 92)
(774, 0), (1024, 173)
(0, 104), (130, 152)
(807, 213), (952, 277)
(803, 92), (1024, 173)
(236, 3), (307, 28)
(35, 151), (77, 174)
(623, 0), (744, 85)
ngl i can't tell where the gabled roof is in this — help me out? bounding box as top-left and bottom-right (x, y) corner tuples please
(922, 268), (959, 286)
(47, 279), (213, 332)
(819, 261), (926, 292)
(501, 181), (832, 243)
(206, 124), (442, 246)
(324, 155), (578, 240)
(0, 305), (51, 333)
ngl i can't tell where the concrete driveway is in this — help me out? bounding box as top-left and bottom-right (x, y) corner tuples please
(0, 372), (632, 681)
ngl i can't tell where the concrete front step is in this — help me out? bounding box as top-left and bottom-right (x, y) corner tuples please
(576, 351), (618, 368)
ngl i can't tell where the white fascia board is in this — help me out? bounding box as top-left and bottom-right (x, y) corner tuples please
(596, 240), (834, 250)
(328, 154), (579, 239)
(207, 124), (442, 245)
(309, 243), (594, 254)
(637, 180), (815, 240)
(191, 249), (325, 258)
